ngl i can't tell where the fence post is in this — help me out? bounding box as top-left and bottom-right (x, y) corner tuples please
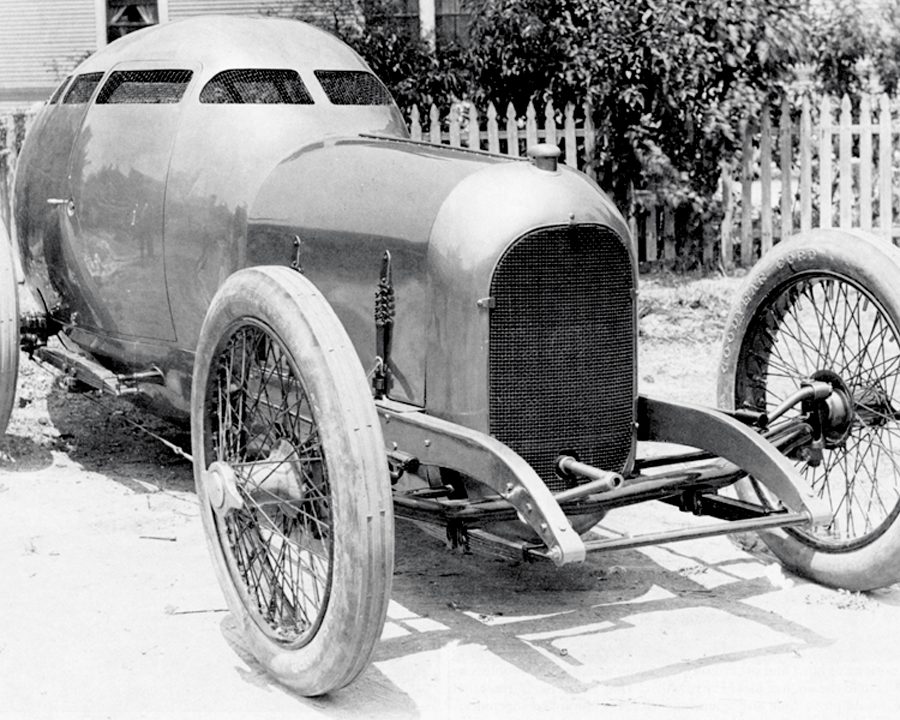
(646, 202), (658, 263)
(486, 103), (500, 154)
(880, 93), (892, 241)
(779, 97), (793, 243)
(859, 94), (873, 231)
(583, 102), (596, 179)
(740, 119), (753, 265)
(448, 105), (461, 147)
(662, 205), (676, 262)
(525, 101), (538, 148)
(505, 103), (519, 157)
(467, 104), (480, 149)
(819, 96), (833, 228)
(760, 106), (773, 259)
(839, 94), (852, 228)
(563, 103), (576, 167)
(627, 182), (638, 253)
(429, 104), (441, 145)
(409, 105), (422, 141)
(543, 100), (557, 146)
(800, 93), (812, 232)
(720, 170), (734, 270)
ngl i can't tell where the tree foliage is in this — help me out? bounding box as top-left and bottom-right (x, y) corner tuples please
(268, 0), (468, 108)
(287, 0), (900, 262)
(810, 0), (900, 97)
(465, 0), (809, 207)
(338, 9), (468, 110)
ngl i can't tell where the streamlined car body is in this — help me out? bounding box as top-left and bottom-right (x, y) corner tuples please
(7, 14), (900, 697)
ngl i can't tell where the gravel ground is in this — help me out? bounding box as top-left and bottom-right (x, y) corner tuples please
(4, 270), (900, 719)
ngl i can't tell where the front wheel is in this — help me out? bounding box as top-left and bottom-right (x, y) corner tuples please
(719, 230), (900, 590)
(191, 266), (393, 695)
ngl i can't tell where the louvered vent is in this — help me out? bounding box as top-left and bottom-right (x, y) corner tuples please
(488, 225), (635, 493)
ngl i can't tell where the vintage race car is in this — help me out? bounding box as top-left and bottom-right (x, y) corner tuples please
(6, 14), (900, 696)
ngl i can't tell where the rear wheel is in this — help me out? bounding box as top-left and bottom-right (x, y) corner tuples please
(0, 221), (18, 435)
(719, 230), (900, 590)
(191, 266), (393, 695)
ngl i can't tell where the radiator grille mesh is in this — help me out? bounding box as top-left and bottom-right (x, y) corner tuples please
(488, 225), (635, 492)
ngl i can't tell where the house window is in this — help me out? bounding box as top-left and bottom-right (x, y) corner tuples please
(107, 1), (159, 43)
(392, 0), (421, 38)
(392, 0), (475, 47)
(435, 0), (473, 46)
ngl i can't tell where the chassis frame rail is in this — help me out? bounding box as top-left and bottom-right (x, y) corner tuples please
(381, 395), (831, 565)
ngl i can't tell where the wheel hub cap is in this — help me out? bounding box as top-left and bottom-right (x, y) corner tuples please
(811, 369), (854, 447)
(204, 461), (244, 515)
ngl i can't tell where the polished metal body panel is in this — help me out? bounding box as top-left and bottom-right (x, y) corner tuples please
(249, 138), (508, 406)
(63, 60), (192, 342)
(9, 15), (831, 572)
(15, 94), (95, 314)
(15, 15), (410, 402)
(13, 15), (634, 441)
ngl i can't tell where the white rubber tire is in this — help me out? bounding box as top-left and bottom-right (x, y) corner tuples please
(191, 266), (393, 695)
(0, 219), (18, 436)
(719, 230), (900, 590)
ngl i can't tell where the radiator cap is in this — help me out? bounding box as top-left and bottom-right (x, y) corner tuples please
(527, 143), (560, 172)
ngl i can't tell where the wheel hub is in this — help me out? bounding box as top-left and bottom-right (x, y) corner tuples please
(246, 439), (307, 506)
(811, 369), (854, 447)
(204, 461), (244, 515)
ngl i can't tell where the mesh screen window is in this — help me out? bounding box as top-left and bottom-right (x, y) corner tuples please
(49, 76), (72, 104)
(97, 69), (193, 104)
(63, 73), (105, 104)
(314, 71), (393, 105)
(200, 69), (313, 104)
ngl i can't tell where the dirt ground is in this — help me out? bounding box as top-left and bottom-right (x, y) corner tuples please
(4, 271), (900, 719)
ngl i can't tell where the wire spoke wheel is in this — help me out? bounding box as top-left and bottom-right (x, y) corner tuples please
(736, 273), (900, 550)
(719, 231), (900, 590)
(192, 266), (393, 695)
(211, 322), (333, 645)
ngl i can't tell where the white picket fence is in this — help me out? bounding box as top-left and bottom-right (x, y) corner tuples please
(4, 93), (900, 267)
(406, 100), (598, 172)
(733, 93), (897, 266)
(410, 93), (900, 267)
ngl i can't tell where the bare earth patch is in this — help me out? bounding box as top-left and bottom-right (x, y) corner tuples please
(2, 270), (899, 719)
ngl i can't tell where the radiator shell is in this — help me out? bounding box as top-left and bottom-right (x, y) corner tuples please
(488, 224), (636, 491)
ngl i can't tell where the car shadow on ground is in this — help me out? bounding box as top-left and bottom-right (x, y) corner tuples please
(215, 519), (838, 717)
(41, 382), (194, 491)
(380, 522), (828, 684)
(16, 377), (867, 715)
